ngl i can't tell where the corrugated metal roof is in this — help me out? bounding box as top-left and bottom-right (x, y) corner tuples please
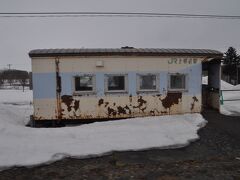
(29, 48), (223, 58)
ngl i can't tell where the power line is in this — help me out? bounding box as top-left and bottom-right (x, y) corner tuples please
(0, 12), (240, 19)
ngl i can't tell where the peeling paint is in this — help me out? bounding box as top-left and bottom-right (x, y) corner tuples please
(73, 100), (80, 111)
(129, 94), (133, 103)
(124, 105), (132, 114)
(105, 102), (109, 107)
(191, 96), (199, 111)
(61, 95), (73, 112)
(193, 96), (199, 102)
(54, 93), (201, 121)
(150, 110), (155, 115)
(98, 99), (104, 106)
(161, 92), (182, 109)
(117, 106), (127, 115)
(133, 96), (147, 112)
(108, 107), (117, 117)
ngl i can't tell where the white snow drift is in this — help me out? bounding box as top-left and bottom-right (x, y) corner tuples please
(0, 89), (206, 169)
(221, 84), (240, 116)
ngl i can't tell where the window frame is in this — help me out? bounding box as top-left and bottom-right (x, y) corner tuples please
(105, 73), (128, 93)
(168, 73), (188, 92)
(73, 74), (96, 95)
(137, 73), (159, 92)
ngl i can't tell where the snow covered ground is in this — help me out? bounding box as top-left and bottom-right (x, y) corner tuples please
(0, 89), (206, 169)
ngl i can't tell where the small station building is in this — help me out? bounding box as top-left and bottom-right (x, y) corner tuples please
(29, 48), (223, 125)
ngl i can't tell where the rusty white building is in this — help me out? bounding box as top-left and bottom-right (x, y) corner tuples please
(29, 48), (223, 126)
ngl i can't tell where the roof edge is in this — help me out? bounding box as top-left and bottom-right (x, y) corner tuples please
(29, 48), (223, 58)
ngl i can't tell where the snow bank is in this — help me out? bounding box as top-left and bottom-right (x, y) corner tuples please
(221, 80), (234, 90)
(202, 76), (234, 90)
(232, 84), (240, 90)
(0, 89), (206, 169)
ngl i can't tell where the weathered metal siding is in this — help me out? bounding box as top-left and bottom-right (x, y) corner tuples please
(32, 57), (58, 120)
(32, 56), (203, 120)
(59, 94), (201, 120)
(33, 99), (57, 120)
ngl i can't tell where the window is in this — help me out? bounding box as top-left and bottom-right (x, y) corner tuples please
(106, 74), (127, 92)
(169, 73), (187, 91)
(74, 75), (94, 92)
(138, 74), (158, 91)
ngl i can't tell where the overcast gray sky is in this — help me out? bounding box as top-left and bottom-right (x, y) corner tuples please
(0, 0), (240, 71)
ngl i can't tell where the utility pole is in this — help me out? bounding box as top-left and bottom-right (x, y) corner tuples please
(7, 64), (12, 70)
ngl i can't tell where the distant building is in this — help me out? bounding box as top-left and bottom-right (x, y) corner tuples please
(29, 48), (223, 126)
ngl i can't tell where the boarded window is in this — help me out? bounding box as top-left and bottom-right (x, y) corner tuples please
(139, 74), (157, 91)
(75, 75), (93, 92)
(107, 75), (126, 91)
(170, 74), (186, 90)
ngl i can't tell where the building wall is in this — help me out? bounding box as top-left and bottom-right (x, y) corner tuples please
(32, 56), (203, 120)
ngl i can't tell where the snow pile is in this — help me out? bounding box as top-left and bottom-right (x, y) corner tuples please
(221, 80), (234, 90)
(0, 89), (206, 169)
(221, 88), (240, 116)
(232, 84), (240, 90)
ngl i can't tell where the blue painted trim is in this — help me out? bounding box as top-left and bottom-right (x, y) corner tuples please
(96, 73), (105, 96)
(128, 72), (137, 96)
(32, 73), (56, 99)
(33, 65), (202, 99)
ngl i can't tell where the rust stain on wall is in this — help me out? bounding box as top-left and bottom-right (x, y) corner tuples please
(133, 96), (147, 112)
(150, 110), (155, 115)
(161, 111), (168, 114)
(124, 105), (132, 114)
(61, 95), (73, 112)
(193, 96), (198, 102)
(117, 106), (127, 115)
(107, 107), (117, 117)
(191, 96), (199, 111)
(105, 102), (109, 107)
(74, 100), (80, 111)
(98, 99), (104, 106)
(57, 93), (198, 120)
(161, 92), (182, 109)
(129, 94), (133, 103)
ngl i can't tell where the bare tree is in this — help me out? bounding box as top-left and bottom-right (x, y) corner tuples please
(1, 69), (29, 90)
(18, 71), (29, 92)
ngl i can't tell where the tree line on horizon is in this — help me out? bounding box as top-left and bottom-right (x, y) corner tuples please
(0, 69), (31, 91)
(222, 47), (240, 85)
